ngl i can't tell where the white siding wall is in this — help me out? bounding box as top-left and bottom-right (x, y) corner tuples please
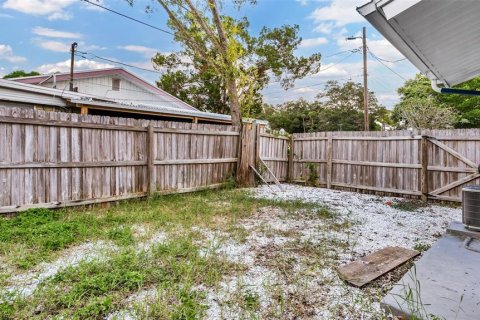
(41, 75), (187, 110)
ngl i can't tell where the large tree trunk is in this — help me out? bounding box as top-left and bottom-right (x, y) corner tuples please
(226, 77), (242, 126)
(208, 0), (242, 126)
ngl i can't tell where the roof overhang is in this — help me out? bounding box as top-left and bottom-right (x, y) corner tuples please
(358, 0), (480, 87)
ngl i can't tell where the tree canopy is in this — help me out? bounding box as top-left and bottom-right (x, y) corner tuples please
(393, 74), (480, 128)
(262, 81), (391, 133)
(149, 0), (321, 124)
(3, 70), (40, 79)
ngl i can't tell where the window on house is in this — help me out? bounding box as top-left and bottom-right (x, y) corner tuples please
(112, 78), (120, 91)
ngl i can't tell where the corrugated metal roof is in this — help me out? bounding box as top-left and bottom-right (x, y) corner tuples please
(0, 79), (268, 125)
(68, 98), (233, 122)
(358, 0), (480, 86)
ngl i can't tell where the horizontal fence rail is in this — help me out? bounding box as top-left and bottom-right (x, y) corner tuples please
(0, 107), (240, 213)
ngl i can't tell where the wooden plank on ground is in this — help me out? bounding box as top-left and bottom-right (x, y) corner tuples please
(337, 247), (419, 287)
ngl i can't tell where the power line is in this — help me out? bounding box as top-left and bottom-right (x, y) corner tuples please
(268, 48), (361, 85)
(367, 48), (407, 81)
(80, 0), (175, 36)
(266, 75), (363, 98)
(369, 54), (407, 63)
(75, 52), (162, 74)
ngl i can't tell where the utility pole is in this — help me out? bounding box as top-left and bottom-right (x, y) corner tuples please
(347, 27), (369, 131)
(69, 42), (78, 92)
(362, 27), (369, 131)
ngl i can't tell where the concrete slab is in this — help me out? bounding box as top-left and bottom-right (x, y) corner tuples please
(382, 222), (480, 320)
(447, 220), (480, 240)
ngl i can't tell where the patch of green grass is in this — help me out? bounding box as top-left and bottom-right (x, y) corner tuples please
(0, 189), (324, 270)
(108, 225), (134, 246)
(2, 237), (235, 319)
(392, 200), (428, 212)
(0, 208), (93, 269)
(243, 290), (261, 312)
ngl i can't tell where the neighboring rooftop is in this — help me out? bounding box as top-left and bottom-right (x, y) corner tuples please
(0, 78), (234, 123)
(11, 67), (197, 111)
(358, 0), (480, 87)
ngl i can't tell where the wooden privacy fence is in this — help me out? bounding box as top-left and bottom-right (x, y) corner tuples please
(2, 105), (479, 213)
(290, 130), (480, 202)
(0, 107), (240, 213)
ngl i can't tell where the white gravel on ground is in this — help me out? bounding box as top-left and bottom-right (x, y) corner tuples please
(253, 184), (461, 261)
(199, 184), (461, 319)
(4, 241), (117, 298)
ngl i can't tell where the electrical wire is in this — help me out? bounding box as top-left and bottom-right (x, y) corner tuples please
(80, 0), (175, 36)
(268, 48), (361, 85)
(75, 52), (162, 74)
(367, 48), (407, 81)
(266, 75), (363, 99)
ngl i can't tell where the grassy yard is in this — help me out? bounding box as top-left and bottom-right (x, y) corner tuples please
(0, 185), (459, 319)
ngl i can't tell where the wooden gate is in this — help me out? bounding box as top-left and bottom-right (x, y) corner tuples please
(257, 128), (289, 182)
(425, 135), (480, 202)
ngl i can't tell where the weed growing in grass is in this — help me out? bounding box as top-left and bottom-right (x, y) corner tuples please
(413, 242), (431, 253)
(243, 290), (261, 312)
(392, 200), (428, 212)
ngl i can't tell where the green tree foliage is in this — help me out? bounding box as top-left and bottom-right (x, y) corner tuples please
(149, 0), (321, 122)
(396, 97), (456, 129)
(3, 70), (40, 79)
(393, 74), (480, 128)
(262, 81), (391, 133)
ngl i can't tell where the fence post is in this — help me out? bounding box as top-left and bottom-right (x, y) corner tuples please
(236, 122), (257, 187)
(421, 135), (429, 201)
(147, 124), (156, 195)
(288, 135), (294, 182)
(254, 122), (261, 170)
(326, 133), (333, 189)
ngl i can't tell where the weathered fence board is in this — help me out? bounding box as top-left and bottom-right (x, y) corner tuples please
(291, 129), (480, 202)
(0, 107), (240, 213)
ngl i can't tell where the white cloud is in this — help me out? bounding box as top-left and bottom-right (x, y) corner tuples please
(118, 45), (159, 58)
(32, 27), (82, 39)
(313, 22), (335, 34)
(309, 0), (365, 27)
(296, 0), (309, 6)
(37, 59), (114, 74)
(0, 44), (27, 63)
(294, 87), (316, 93)
(299, 37), (329, 48)
(35, 40), (71, 52)
(2, 0), (75, 20)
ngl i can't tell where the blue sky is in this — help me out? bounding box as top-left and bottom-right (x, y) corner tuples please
(0, 0), (419, 108)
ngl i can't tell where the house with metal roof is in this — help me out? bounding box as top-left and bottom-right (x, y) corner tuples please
(0, 67), (252, 124)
